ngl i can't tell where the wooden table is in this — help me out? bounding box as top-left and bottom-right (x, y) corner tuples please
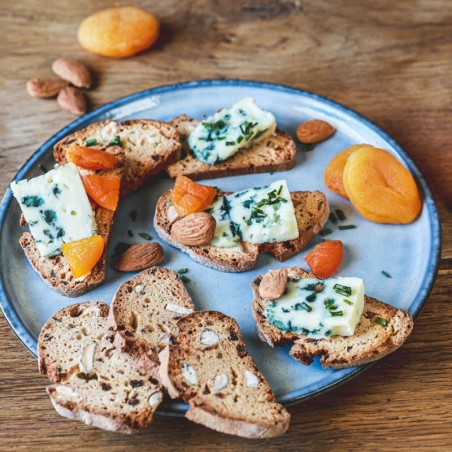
(1, 1), (451, 450)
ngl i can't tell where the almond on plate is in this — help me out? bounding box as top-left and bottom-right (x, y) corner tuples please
(115, 242), (164, 272)
(170, 212), (216, 246)
(296, 119), (335, 144)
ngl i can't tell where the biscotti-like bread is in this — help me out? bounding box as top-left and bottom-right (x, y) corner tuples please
(108, 267), (195, 375)
(38, 302), (164, 433)
(166, 115), (297, 180)
(153, 189), (329, 272)
(159, 311), (291, 438)
(252, 267), (414, 368)
(54, 119), (181, 195)
(19, 147), (126, 297)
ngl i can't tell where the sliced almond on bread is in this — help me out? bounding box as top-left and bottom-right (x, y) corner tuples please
(166, 115), (296, 180)
(54, 119), (181, 195)
(38, 302), (164, 433)
(159, 310), (291, 438)
(252, 266), (414, 368)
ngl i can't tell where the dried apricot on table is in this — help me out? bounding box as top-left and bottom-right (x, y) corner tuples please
(324, 144), (374, 198)
(171, 176), (217, 217)
(305, 240), (344, 278)
(78, 6), (160, 58)
(66, 145), (118, 171)
(62, 235), (104, 278)
(343, 147), (421, 224)
(82, 174), (121, 211)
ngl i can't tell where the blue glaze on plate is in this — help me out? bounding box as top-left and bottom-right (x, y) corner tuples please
(0, 80), (441, 414)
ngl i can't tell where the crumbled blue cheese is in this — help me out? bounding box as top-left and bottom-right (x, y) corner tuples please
(264, 277), (365, 339)
(11, 163), (97, 257)
(188, 97), (276, 165)
(208, 180), (299, 248)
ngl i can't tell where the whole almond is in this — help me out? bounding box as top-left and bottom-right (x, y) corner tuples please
(57, 87), (88, 115)
(170, 212), (216, 246)
(296, 119), (335, 144)
(259, 268), (288, 300)
(26, 78), (68, 98)
(52, 58), (92, 89)
(115, 242), (163, 272)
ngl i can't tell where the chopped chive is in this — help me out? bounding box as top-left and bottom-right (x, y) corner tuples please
(331, 311), (344, 317)
(329, 212), (338, 223)
(38, 164), (48, 174)
(335, 209), (346, 221)
(85, 138), (97, 147)
(334, 284), (352, 297)
(339, 224), (357, 230)
(225, 141), (235, 146)
(108, 135), (122, 147)
(320, 229), (333, 236)
(129, 210), (138, 222)
(381, 270), (392, 278)
(168, 199), (173, 206)
(300, 302), (312, 312)
(375, 317), (388, 326)
(177, 268), (189, 274)
(139, 232), (152, 240)
(343, 299), (353, 305)
(180, 275), (190, 283)
(306, 292), (316, 302)
(127, 229), (134, 237)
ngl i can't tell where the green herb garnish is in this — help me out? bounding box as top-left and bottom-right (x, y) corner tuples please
(180, 275), (190, 283)
(329, 212), (338, 223)
(339, 224), (357, 230)
(335, 209), (346, 221)
(139, 232), (152, 240)
(299, 302), (312, 312)
(177, 268), (189, 274)
(331, 311), (344, 317)
(85, 138), (97, 147)
(168, 199), (173, 206)
(343, 299), (353, 305)
(381, 271), (392, 278)
(129, 210), (138, 222)
(108, 135), (122, 147)
(320, 229), (333, 236)
(306, 292), (317, 302)
(375, 317), (388, 326)
(334, 284), (352, 297)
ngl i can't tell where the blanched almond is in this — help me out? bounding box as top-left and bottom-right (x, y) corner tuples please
(170, 212), (216, 246)
(52, 58), (92, 88)
(296, 119), (335, 144)
(115, 242), (163, 272)
(259, 268), (288, 300)
(26, 78), (68, 98)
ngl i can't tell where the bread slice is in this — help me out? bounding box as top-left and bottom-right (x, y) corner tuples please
(19, 147), (126, 297)
(153, 189), (329, 272)
(159, 310), (291, 438)
(252, 267), (414, 368)
(38, 302), (164, 433)
(166, 115), (296, 180)
(108, 267), (195, 376)
(54, 119), (181, 195)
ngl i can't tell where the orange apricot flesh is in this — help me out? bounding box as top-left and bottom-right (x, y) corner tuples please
(66, 145), (118, 171)
(62, 235), (104, 278)
(82, 174), (121, 211)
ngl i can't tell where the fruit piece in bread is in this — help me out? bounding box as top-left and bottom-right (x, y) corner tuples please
(166, 114), (296, 180)
(17, 147), (125, 297)
(54, 119), (181, 195)
(108, 267), (195, 376)
(252, 266), (414, 368)
(38, 302), (164, 433)
(153, 188), (329, 272)
(158, 310), (291, 439)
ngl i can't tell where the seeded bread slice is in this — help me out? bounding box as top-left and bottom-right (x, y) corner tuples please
(153, 189), (328, 272)
(19, 147), (126, 297)
(166, 115), (296, 180)
(252, 267), (414, 368)
(38, 302), (164, 433)
(159, 311), (291, 438)
(108, 267), (195, 375)
(54, 119), (181, 195)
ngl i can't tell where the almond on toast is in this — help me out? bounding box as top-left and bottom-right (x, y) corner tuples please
(159, 310), (291, 438)
(38, 302), (164, 433)
(252, 267), (414, 368)
(54, 119), (181, 195)
(153, 190), (329, 272)
(167, 115), (296, 180)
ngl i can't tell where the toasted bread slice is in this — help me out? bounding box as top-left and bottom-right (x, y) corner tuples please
(159, 310), (291, 438)
(19, 147), (125, 297)
(166, 115), (296, 180)
(38, 302), (164, 433)
(108, 267), (195, 376)
(153, 190), (328, 272)
(252, 267), (414, 368)
(54, 119), (181, 195)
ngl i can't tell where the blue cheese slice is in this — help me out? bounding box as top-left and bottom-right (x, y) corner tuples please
(11, 163), (97, 257)
(264, 277), (365, 339)
(208, 180), (299, 248)
(188, 97), (276, 165)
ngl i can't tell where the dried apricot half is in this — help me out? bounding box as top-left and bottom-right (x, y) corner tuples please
(171, 176), (217, 217)
(66, 145), (118, 171)
(62, 235), (104, 278)
(324, 144), (374, 198)
(343, 147), (421, 223)
(305, 240), (344, 278)
(82, 174), (121, 211)
(78, 6), (160, 58)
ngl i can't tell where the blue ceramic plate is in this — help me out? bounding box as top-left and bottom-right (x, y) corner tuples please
(0, 80), (441, 414)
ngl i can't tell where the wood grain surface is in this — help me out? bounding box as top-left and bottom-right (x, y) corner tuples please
(1, 0), (451, 450)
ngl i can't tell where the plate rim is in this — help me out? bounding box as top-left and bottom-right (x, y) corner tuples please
(0, 78), (442, 409)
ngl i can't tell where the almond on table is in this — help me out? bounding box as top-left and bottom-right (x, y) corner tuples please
(66, 145), (118, 171)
